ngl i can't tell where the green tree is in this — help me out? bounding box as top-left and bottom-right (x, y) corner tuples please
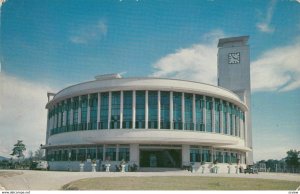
(10, 140), (26, 159)
(285, 149), (299, 172)
(34, 148), (44, 160)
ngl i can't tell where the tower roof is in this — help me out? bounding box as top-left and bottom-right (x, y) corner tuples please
(218, 36), (249, 47)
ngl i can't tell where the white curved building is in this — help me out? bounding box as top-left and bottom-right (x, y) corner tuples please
(44, 36), (253, 172)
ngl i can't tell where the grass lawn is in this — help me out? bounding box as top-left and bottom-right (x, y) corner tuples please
(62, 176), (300, 190)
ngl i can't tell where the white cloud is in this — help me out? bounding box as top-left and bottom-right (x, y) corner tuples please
(151, 30), (300, 92)
(0, 73), (55, 158)
(256, 23), (274, 33)
(256, 0), (276, 33)
(251, 38), (300, 92)
(152, 30), (224, 85)
(70, 20), (107, 44)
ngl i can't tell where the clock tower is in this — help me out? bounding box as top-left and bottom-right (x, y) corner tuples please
(217, 36), (253, 164)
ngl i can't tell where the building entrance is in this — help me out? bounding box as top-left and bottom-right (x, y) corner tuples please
(139, 149), (182, 168)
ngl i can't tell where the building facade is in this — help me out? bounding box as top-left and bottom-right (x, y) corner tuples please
(44, 36), (252, 172)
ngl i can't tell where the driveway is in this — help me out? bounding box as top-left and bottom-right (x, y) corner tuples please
(0, 170), (299, 190)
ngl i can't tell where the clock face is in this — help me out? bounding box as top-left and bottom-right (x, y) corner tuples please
(228, 52), (240, 64)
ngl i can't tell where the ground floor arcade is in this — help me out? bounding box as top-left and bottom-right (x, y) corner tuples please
(46, 144), (247, 173)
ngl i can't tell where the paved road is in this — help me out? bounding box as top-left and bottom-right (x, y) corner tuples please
(0, 170), (299, 190)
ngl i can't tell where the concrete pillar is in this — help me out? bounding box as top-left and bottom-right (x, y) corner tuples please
(87, 94), (90, 125)
(182, 145), (190, 166)
(130, 144), (139, 165)
(145, 91), (148, 129)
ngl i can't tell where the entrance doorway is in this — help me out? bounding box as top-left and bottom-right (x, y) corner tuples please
(139, 149), (182, 168)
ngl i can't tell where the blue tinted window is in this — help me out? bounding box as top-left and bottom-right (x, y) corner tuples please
(190, 149), (201, 162)
(222, 102), (228, 134)
(173, 92), (182, 130)
(89, 93), (98, 130)
(99, 92), (109, 129)
(66, 99), (71, 131)
(195, 95), (204, 131)
(118, 147), (130, 161)
(160, 91), (170, 129)
(148, 91), (158, 129)
(135, 91), (145, 128)
(206, 97), (213, 132)
(214, 99), (221, 133)
(81, 96), (88, 123)
(184, 93), (193, 130)
(105, 146), (116, 161)
(123, 91), (133, 128)
(111, 91), (120, 129)
(97, 146), (103, 160)
(229, 104), (234, 135)
(202, 148), (212, 162)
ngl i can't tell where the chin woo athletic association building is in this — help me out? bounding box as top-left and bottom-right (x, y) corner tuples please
(43, 36), (253, 173)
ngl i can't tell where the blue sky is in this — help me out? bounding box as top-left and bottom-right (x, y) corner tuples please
(0, 0), (299, 161)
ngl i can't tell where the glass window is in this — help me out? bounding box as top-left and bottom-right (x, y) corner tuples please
(214, 99), (221, 133)
(173, 92), (182, 130)
(70, 149), (77, 161)
(206, 97), (213, 132)
(229, 104), (234, 136)
(202, 148), (211, 162)
(160, 91), (170, 129)
(53, 151), (58, 161)
(241, 112), (245, 139)
(111, 91), (120, 129)
(105, 146), (116, 161)
(99, 92), (109, 129)
(236, 109), (241, 137)
(190, 149), (201, 162)
(62, 150), (69, 161)
(184, 93), (193, 130)
(231, 152), (237, 163)
(89, 93), (98, 130)
(118, 147), (130, 161)
(97, 146), (104, 161)
(87, 148), (96, 160)
(80, 95), (88, 130)
(60, 103), (64, 130)
(222, 102), (228, 134)
(58, 150), (62, 161)
(135, 91), (145, 129)
(224, 152), (231, 163)
(55, 105), (59, 129)
(66, 99), (71, 132)
(148, 91), (158, 129)
(78, 148), (86, 162)
(123, 91), (133, 128)
(195, 95), (205, 131)
(214, 151), (223, 163)
(72, 97), (79, 131)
